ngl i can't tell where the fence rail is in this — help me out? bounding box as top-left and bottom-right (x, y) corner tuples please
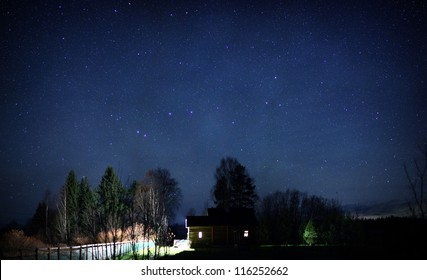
(3, 241), (154, 260)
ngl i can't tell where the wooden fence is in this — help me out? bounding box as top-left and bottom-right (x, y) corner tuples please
(4, 241), (154, 260)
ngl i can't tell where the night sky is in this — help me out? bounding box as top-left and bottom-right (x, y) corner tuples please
(1, 0), (426, 226)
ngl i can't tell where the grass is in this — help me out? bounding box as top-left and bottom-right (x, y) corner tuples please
(119, 244), (193, 260)
(159, 244), (425, 260)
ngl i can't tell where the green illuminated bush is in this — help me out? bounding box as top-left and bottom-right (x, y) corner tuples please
(303, 219), (318, 246)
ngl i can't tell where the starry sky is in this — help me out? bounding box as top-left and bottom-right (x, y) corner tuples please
(1, 0), (426, 226)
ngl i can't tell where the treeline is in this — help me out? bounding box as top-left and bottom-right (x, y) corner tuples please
(342, 216), (427, 248)
(26, 166), (181, 259)
(18, 155), (425, 254)
(257, 190), (427, 248)
(210, 157), (348, 246)
(257, 189), (345, 245)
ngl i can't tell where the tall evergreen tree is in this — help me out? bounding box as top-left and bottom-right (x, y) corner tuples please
(56, 170), (79, 244)
(77, 176), (96, 240)
(96, 166), (126, 259)
(127, 181), (141, 259)
(212, 157), (258, 210)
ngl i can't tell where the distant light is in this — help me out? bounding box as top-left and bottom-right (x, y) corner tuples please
(198, 232), (203, 238)
(244, 230), (249, 237)
(136, 130), (140, 134)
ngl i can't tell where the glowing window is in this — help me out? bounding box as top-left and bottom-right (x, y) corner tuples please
(198, 231), (203, 238)
(244, 230), (249, 237)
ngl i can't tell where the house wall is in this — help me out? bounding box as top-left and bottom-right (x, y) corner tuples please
(189, 225), (255, 247)
(222, 226), (252, 246)
(212, 226), (229, 245)
(188, 226), (213, 248)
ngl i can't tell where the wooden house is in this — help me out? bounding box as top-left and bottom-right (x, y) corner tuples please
(185, 208), (257, 248)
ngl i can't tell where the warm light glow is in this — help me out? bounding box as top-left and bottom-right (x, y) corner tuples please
(244, 230), (249, 237)
(198, 231), (203, 238)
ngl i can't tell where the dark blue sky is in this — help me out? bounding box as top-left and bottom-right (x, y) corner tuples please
(1, 0), (426, 226)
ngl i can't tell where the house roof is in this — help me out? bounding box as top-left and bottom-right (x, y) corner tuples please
(186, 208), (257, 227)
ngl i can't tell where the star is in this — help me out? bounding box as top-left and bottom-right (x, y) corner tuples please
(0, 0), (425, 227)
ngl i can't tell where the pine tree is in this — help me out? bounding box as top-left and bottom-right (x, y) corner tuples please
(56, 170), (79, 244)
(77, 176), (96, 240)
(96, 166), (126, 259)
(212, 157), (258, 210)
(303, 218), (318, 246)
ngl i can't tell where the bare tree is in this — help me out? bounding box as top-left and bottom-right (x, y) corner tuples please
(404, 141), (427, 219)
(133, 169), (181, 259)
(56, 190), (67, 242)
(56, 170), (79, 244)
(138, 183), (152, 259)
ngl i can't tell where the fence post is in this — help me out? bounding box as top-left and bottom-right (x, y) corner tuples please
(70, 246), (72, 260)
(35, 248), (38, 260)
(58, 247), (60, 260)
(79, 246), (82, 260)
(47, 247), (50, 260)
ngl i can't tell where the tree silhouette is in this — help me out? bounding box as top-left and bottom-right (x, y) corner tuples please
(212, 157), (258, 210)
(138, 168), (181, 258)
(26, 194), (57, 243)
(56, 170), (79, 244)
(258, 189), (343, 245)
(404, 140), (427, 219)
(96, 166), (127, 259)
(77, 176), (97, 241)
(145, 168), (182, 223)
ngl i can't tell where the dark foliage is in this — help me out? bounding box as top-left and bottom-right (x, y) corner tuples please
(404, 140), (427, 219)
(25, 201), (58, 243)
(144, 168), (182, 222)
(347, 217), (427, 248)
(212, 157), (258, 210)
(257, 189), (344, 245)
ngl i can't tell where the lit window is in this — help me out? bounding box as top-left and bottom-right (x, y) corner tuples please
(244, 230), (249, 237)
(198, 231), (203, 238)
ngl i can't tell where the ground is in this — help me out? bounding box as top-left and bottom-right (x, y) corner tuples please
(160, 245), (425, 260)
